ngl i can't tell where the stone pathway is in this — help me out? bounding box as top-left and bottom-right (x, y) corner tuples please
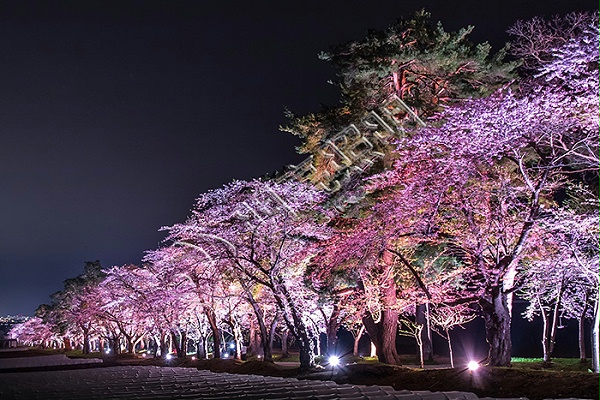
(0, 354), (102, 369)
(0, 365), (487, 400)
(0, 356), (591, 400)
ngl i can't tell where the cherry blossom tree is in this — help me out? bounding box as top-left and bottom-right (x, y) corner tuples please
(541, 206), (599, 371)
(365, 11), (597, 365)
(429, 303), (476, 368)
(9, 317), (60, 348)
(165, 179), (331, 370)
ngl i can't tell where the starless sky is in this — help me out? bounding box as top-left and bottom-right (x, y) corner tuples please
(0, 1), (596, 316)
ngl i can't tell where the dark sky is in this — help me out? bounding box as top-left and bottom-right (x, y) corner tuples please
(0, 1), (596, 316)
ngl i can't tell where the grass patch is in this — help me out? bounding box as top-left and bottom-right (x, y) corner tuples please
(511, 357), (592, 372)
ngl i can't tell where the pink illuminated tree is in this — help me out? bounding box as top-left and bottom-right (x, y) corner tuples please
(364, 10), (598, 366)
(539, 205), (599, 371)
(165, 179), (331, 370)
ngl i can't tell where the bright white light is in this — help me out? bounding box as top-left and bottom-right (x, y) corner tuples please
(230, 343), (235, 349)
(328, 355), (340, 367)
(104, 349), (111, 354)
(257, 354), (262, 359)
(223, 353), (229, 358)
(166, 354), (173, 360)
(467, 361), (479, 371)
(141, 353), (146, 358)
(191, 356), (196, 361)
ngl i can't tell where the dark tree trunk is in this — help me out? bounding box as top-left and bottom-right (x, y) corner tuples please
(82, 328), (90, 355)
(361, 258), (402, 365)
(325, 305), (342, 355)
(273, 279), (315, 371)
(196, 334), (208, 360)
(281, 329), (289, 358)
(206, 308), (221, 359)
(127, 337), (134, 354)
(269, 313), (280, 356)
(242, 282), (273, 362)
(481, 286), (512, 366)
(249, 321), (261, 356)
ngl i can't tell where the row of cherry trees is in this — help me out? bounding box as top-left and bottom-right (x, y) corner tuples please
(10, 11), (599, 372)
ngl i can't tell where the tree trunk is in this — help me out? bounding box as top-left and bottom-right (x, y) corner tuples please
(579, 297), (589, 361)
(361, 259), (402, 365)
(446, 329), (454, 368)
(591, 298), (599, 373)
(281, 329), (289, 357)
(242, 282), (273, 362)
(159, 332), (168, 358)
(269, 313), (280, 355)
(274, 279), (315, 371)
(416, 303), (433, 361)
(82, 328), (90, 355)
(537, 294), (551, 362)
(249, 321), (261, 356)
(353, 325), (365, 357)
(206, 308), (221, 359)
(325, 305), (342, 355)
(197, 334), (208, 360)
(481, 286), (512, 366)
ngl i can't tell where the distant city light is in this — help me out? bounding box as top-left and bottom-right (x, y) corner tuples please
(328, 355), (340, 367)
(467, 361), (479, 371)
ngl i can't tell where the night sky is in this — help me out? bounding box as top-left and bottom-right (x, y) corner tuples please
(0, 1), (596, 317)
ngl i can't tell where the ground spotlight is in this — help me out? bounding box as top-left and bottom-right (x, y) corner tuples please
(328, 355), (340, 367)
(467, 360), (479, 371)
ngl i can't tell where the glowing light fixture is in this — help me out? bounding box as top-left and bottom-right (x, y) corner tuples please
(467, 361), (479, 371)
(191, 356), (196, 361)
(104, 349), (111, 354)
(166, 354), (173, 360)
(230, 343), (235, 349)
(328, 355), (340, 367)
(223, 353), (229, 358)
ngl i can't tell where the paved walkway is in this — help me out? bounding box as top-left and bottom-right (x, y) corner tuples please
(0, 365), (484, 400)
(0, 356), (591, 400)
(0, 354), (102, 369)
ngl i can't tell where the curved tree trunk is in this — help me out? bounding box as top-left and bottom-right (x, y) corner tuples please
(273, 279), (315, 371)
(353, 325), (365, 357)
(242, 282), (273, 362)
